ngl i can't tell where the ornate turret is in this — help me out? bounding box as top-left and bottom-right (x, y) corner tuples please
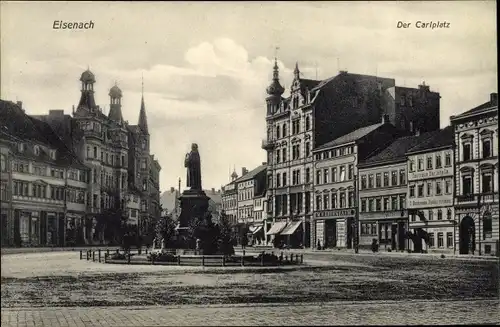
(231, 170), (238, 181)
(266, 58), (285, 97)
(293, 61), (300, 80)
(108, 82), (124, 123)
(138, 76), (149, 135)
(78, 68), (97, 110)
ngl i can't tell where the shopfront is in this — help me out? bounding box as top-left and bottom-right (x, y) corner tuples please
(14, 209), (64, 247)
(314, 209), (355, 249)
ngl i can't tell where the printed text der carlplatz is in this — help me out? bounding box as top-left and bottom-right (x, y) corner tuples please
(397, 21), (451, 29)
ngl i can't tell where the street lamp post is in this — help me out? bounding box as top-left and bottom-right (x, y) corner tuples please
(354, 173), (359, 254)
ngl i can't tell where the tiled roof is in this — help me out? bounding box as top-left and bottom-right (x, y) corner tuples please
(0, 100), (88, 169)
(315, 123), (383, 151)
(451, 97), (498, 120)
(234, 165), (267, 183)
(360, 133), (434, 166)
(406, 126), (454, 154)
(301, 78), (321, 90)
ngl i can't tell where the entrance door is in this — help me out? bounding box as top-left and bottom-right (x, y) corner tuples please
(325, 220), (337, 248)
(346, 217), (353, 249)
(459, 216), (475, 254)
(391, 224), (397, 250)
(47, 215), (58, 246)
(397, 222), (406, 251)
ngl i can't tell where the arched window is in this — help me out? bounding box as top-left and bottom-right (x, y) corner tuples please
(0, 154), (6, 172)
(282, 123), (287, 137)
(276, 125), (281, 139)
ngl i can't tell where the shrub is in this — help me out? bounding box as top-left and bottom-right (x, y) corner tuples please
(440, 254), (446, 259)
(256, 252), (279, 264)
(387, 248), (392, 252)
(148, 252), (177, 262)
(109, 252), (135, 260)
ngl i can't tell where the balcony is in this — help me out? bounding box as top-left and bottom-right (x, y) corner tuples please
(456, 194), (479, 204)
(261, 139), (276, 150)
(84, 130), (103, 139)
(481, 192), (499, 203)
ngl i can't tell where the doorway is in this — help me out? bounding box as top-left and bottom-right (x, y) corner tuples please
(324, 220), (337, 248)
(346, 217), (353, 249)
(459, 216), (475, 254)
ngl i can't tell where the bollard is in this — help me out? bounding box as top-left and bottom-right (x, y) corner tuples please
(138, 247), (142, 255)
(177, 255), (181, 265)
(261, 252), (265, 266)
(300, 254), (303, 264)
(92, 251), (95, 261)
(107, 249), (110, 256)
(104, 253), (107, 263)
(86, 250), (89, 260)
(98, 249), (101, 263)
(79, 250), (83, 260)
(279, 252), (283, 263)
(241, 255), (245, 266)
(151, 254), (155, 265)
(202, 255), (205, 267)
(127, 253), (131, 264)
(285, 255), (288, 262)
(290, 253), (294, 262)
(222, 255), (226, 267)
(145, 248), (148, 255)
(243, 250), (245, 256)
(116, 249), (119, 254)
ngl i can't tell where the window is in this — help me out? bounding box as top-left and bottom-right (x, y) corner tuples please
(383, 198), (389, 211)
(463, 143), (471, 161)
(462, 176), (473, 195)
(339, 166), (346, 181)
(445, 153), (452, 167)
(305, 116), (311, 131)
(426, 182), (433, 196)
(323, 194), (329, 210)
(426, 156), (433, 170)
(399, 196), (406, 209)
(375, 173), (381, 188)
(409, 160), (415, 172)
(445, 180), (452, 194)
(428, 210), (434, 220)
(383, 172), (389, 187)
(483, 213), (492, 238)
(332, 168), (337, 183)
(305, 142), (311, 157)
(409, 185), (415, 197)
(482, 173), (492, 193)
(348, 165), (354, 180)
(368, 174), (374, 188)
(417, 158), (424, 171)
(316, 195), (322, 210)
(348, 191), (354, 207)
(282, 172), (287, 186)
(276, 125), (280, 139)
(417, 184), (424, 197)
(428, 233), (435, 247)
(0, 154), (5, 172)
(392, 196), (399, 211)
(93, 146), (98, 158)
(34, 146), (39, 156)
(437, 209), (443, 220)
(437, 232), (444, 248)
(305, 168), (310, 183)
(276, 150), (280, 163)
(282, 124), (287, 137)
(331, 193), (337, 209)
(282, 148), (287, 162)
(368, 199), (374, 211)
(323, 169), (329, 184)
(399, 170), (406, 185)
(482, 139), (491, 158)
(435, 155), (442, 168)
(361, 199), (366, 212)
(446, 232), (453, 248)
(316, 170), (321, 184)
(361, 175), (367, 189)
(436, 181), (442, 195)
(391, 171), (397, 185)
(340, 193), (347, 208)
(447, 208), (452, 220)
(375, 198), (381, 211)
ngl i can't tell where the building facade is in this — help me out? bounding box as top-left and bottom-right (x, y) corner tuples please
(0, 100), (90, 247)
(451, 93), (499, 256)
(262, 59), (441, 250)
(221, 169), (239, 226)
(406, 127), (455, 253)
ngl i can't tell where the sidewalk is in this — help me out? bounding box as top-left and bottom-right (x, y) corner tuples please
(0, 246), (121, 255)
(236, 247), (499, 261)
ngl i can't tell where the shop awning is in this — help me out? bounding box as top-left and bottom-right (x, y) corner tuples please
(266, 221), (288, 235)
(280, 221), (302, 235)
(251, 225), (263, 234)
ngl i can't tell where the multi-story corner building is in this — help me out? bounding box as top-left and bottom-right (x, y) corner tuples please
(451, 93), (499, 256)
(34, 69), (161, 244)
(313, 117), (400, 249)
(221, 170), (239, 226)
(358, 132), (432, 251)
(0, 100), (89, 247)
(262, 58), (441, 249)
(406, 127), (455, 253)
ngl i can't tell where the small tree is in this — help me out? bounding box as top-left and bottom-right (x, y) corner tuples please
(188, 211), (218, 254)
(155, 213), (177, 248)
(217, 212), (235, 255)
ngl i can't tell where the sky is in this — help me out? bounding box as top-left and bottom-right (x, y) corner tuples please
(1, 1), (497, 193)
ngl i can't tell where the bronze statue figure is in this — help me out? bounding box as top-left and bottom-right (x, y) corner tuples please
(184, 143), (202, 190)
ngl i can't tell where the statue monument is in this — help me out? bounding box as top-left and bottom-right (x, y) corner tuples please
(177, 143), (211, 243)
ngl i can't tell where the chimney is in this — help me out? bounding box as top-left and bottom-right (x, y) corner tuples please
(262, 162), (267, 165)
(16, 101), (23, 109)
(381, 114), (390, 124)
(491, 93), (498, 106)
(211, 187), (215, 193)
(242, 167), (248, 176)
(170, 187), (175, 193)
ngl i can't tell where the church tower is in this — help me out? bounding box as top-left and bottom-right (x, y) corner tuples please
(265, 57), (285, 116)
(108, 83), (124, 123)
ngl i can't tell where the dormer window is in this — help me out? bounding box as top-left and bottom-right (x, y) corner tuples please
(50, 150), (56, 160)
(18, 143), (25, 152)
(34, 145), (40, 156)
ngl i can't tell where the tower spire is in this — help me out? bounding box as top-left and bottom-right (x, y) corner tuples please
(138, 73), (149, 134)
(267, 46), (285, 96)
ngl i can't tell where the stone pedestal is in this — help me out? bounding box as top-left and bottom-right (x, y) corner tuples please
(177, 189), (210, 246)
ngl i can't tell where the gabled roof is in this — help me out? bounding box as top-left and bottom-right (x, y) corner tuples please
(314, 123), (383, 151)
(406, 126), (454, 154)
(451, 96), (498, 121)
(359, 133), (434, 167)
(0, 100), (88, 169)
(234, 165), (267, 183)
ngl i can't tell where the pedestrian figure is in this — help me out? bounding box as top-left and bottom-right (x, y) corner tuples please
(371, 238), (379, 253)
(317, 239), (322, 250)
